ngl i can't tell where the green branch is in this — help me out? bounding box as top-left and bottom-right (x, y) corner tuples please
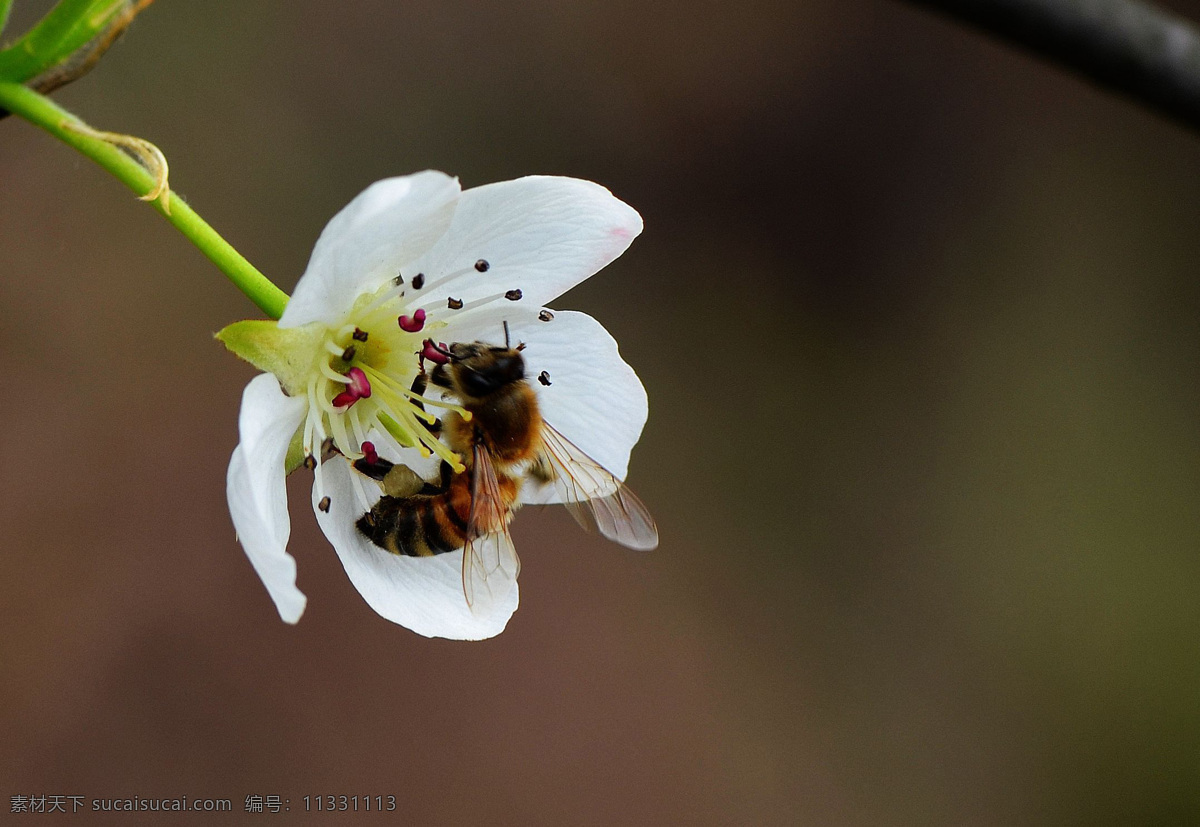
(0, 80), (289, 319)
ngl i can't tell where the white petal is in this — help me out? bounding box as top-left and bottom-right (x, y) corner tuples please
(281, 172), (461, 328)
(404, 176), (642, 315)
(445, 309), (647, 506)
(313, 459), (518, 639)
(228, 374), (309, 623)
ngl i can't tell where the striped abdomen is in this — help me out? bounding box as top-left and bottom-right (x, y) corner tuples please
(356, 471), (518, 557)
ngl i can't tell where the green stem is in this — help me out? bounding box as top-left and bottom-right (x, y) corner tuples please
(0, 80), (289, 319)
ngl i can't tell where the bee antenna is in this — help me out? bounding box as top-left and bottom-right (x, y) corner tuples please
(503, 320), (511, 349)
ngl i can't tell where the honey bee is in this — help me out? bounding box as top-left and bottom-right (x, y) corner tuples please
(354, 325), (658, 612)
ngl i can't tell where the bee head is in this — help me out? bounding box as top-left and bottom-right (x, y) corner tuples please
(443, 341), (526, 399)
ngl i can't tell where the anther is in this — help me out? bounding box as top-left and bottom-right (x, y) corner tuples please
(393, 273), (404, 286)
(505, 289), (523, 301)
(303, 454), (317, 470)
(412, 273), (426, 290)
(447, 297), (464, 310)
(361, 441), (379, 465)
(398, 308), (426, 333)
(352, 328), (369, 342)
(421, 339), (451, 365)
(341, 345), (357, 362)
(474, 259), (490, 272)
(346, 367), (371, 398)
(538, 370), (552, 386)
(318, 496), (331, 513)
(321, 436), (336, 457)
(538, 309), (554, 322)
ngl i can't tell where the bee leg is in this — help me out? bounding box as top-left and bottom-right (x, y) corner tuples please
(429, 363), (452, 390)
(380, 464), (429, 498)
(410, 371), (444, 437)
(352, 455), (394, 482)
(410, 372), (429, 409)
(529, 454), (554, 484)
(416, 460), (454, 495)
(353, 451), (434, 497)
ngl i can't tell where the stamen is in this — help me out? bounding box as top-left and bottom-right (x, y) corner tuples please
(447, 297), (464, 310)
(346, 367), (372, 399)
(311, 421), (329, 505)
(393, 273), (404, 286)
(451, 291), (529, 314)
(361, 441), (379, 465)
(328, 401), (355, 450)
(377, 411), (418, 449)
(421, 339), (450, 365)
(360, 365), (471, 419)
(405, 390), (472, 417)
(376, 389), (464, 472)
(538, 371), (551, 386)
(342, 345), (357, 362)
(398, 308), (426, 332)
(416, 260), (499, 296)
(362, 372), (436, 426)
(303, 382), (320, 453)
(318, 496), (331, 513)
(353, 328), (369, 342)
(317, 385), (342, 415)
(348, 406), (369, 452)
(320, 362), (352, 384)
(538, 309), (554, 322)
(412, 273), (425, 290)
(359, 281), (409, 317)
(321, 436), (336, 457)
(332, 391), (358, 409)
(303, 454), (317, 470)
(349, 471), (373, 512)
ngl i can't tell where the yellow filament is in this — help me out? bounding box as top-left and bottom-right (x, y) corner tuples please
(359, 365), (472, 420)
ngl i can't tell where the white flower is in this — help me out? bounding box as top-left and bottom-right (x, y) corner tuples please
(221, 172), (648, 639)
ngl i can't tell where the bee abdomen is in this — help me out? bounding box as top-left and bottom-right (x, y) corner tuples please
(357, 492), (470, 557)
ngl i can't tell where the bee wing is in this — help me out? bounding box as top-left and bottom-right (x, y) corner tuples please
(537, 423), (659, 551)
(462, 441), (521, 613)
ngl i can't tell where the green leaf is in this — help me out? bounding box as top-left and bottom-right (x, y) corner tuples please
(0, 0), (126, 82)
(216, 319), (324, 397)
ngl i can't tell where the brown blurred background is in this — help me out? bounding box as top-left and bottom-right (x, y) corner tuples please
(4, 0), (1200, 823)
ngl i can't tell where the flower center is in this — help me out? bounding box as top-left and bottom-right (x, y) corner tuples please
(299, 279), (472, 493)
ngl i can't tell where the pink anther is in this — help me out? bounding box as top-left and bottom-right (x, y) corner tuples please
(398, 308), (427, 333)
(421, 339), (450, 365)
(333, 367), (372, 409)
(361, 441), (379, 465)
(347, 367), (371, 399)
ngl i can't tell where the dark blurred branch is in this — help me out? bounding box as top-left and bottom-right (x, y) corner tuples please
(902, 0), (1200, 133)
